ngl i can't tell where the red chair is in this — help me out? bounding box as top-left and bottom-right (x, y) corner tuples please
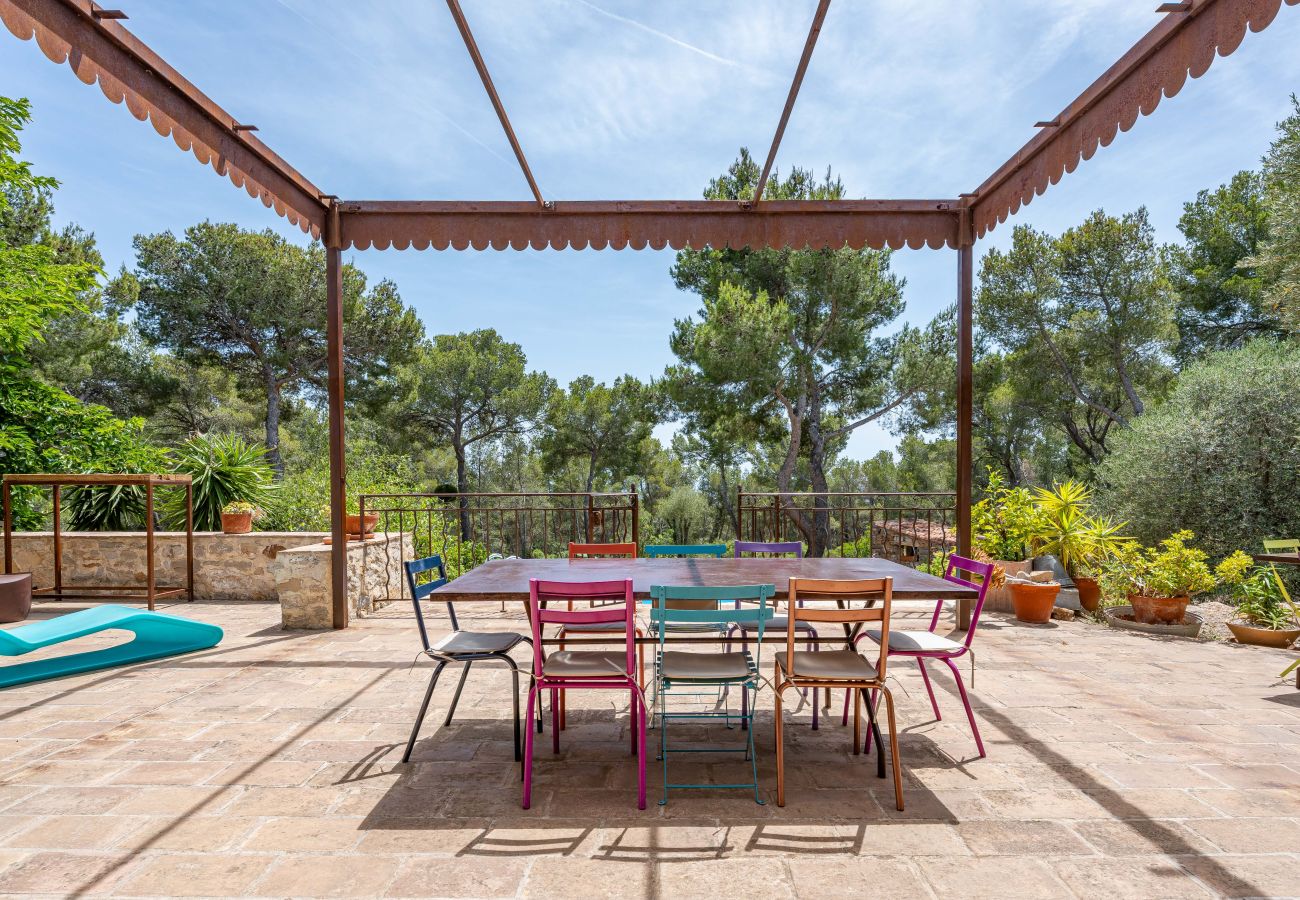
(524, 578), (646, 810)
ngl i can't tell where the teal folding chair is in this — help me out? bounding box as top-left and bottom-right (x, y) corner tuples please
(645, 544), (728, 559)
(648, 583), (775, 806)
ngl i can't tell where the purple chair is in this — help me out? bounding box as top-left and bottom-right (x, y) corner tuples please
(848, 554), (994, 758)
(730, 540), (822, 729)
(523, 578), (647, 810)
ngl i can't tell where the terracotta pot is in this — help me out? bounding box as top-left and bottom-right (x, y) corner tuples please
(985, 559), (1031, 614)
(345, 513), (379, 538)
(1226, 620), (1300, 649)
(1008, 582), (1060, 624)
(221, 511), (253, 534)
(1129, 594), (1189, 626)
(1074, 576), (1102, 613)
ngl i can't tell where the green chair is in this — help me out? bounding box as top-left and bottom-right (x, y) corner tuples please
(0, 605), (222, 688)
(1263, 539), (1300, 554)
(644, 544), (728, 558)
(648, 583), (774, 806)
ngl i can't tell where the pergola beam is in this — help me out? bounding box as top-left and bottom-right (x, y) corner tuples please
(753, 0), (832, 205)
(0, 0), (329, 236)
(336, 198), (961, 251)
(444, 0), (546, 207)
(970, 0), (1300, 236)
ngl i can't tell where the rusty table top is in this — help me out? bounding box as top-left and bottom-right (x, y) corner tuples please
(431, 556), (975, 602)
(1254, 552), (1300, 567)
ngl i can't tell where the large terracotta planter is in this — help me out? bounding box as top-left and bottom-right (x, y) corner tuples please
(985, 559), (1031, 614)
(346, 513), (379, 538)
(220, 511), (253, 534)
(1074, 576), (1102, 613)
(1008, 582), (1060, 624)
(1226, 620), (1300, 649)
(1129, 593), (1189, 626)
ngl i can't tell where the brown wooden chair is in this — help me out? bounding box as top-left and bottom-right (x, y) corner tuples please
(773, 576), (903, 810)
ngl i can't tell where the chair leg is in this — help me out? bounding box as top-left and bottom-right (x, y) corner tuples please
(774, 684), (787, 807)
(508, 662), (521, 764)
(862, 688), (885, 778)
(522, 684), (538, 809)
(552, 687), (561, 755)
(852, 684), (861, 755)
(402, 660), (446, 763)
(807, 631), (819, 731)
(943, 656), (986, 758)
(918, 657), (941, 721)
(634, 686), (647, 810)
(444, 660), (472, 726)
(864, 688), (880, 755)
(558, 636), (567, 731)
(630, 687), (637, 756)
(842, 688), (851, 728)
(880, 685), (904, 811)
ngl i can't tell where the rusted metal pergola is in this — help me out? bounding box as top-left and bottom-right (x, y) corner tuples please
(2, 0), (1295, 628)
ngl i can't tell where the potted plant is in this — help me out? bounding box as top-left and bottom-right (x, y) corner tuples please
(220, 501), (259, 534)
(346, 497), (379, 540)
(1006, 572), (1061, 624)
(972, 470), (1044, 610)
(1098, 530), (1216, 626)
(1031, 481), (1129, 612)
(1216, 552), (1300, 648)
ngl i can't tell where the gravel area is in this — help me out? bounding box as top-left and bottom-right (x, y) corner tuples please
(1191, 598), (1237, 642)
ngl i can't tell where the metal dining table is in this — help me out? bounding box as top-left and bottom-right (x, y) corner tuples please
(431, 556), (976, 645)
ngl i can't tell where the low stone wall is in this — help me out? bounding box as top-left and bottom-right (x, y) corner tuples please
(272, 534), (412, 629)
(4, 530), (411, 629)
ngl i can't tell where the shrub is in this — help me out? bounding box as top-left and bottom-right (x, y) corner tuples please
(1097, 340), (1300, 559)
(165, 433), (274, 531)
(971, 468), (1045, 561)
(1098, 530), (1216, 601)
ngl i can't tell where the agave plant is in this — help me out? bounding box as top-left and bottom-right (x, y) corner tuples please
(63, 483), (147, 531)
(165, 434), (274, 531)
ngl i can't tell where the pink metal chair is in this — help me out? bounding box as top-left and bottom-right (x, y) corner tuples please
(523, 578), (647, 810)
(844, 554), (994, 758)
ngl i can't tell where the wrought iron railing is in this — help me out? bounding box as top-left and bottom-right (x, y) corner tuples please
(359, 490), (639, 601)
(736, 490), (956, 564)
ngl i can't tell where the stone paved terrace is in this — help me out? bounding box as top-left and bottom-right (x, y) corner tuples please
(0, 598), (1295, 899)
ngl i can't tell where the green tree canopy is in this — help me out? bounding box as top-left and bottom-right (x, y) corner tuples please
(539, 375), (661, 493)
(977, 209), (1177, 466)
(397, 328), (552, 537)
(1250, 95), (1300, 332)
(128, 222), (424, 475)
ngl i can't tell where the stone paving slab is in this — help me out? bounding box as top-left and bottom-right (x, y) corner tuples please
(0, 599), (1294, 898)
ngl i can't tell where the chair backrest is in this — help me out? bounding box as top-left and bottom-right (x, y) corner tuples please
(787, 577), (892, 681)
(404, 556), (452, 653)
(734, 540), (803, 558)
(1263, 538), (1300, 553)
(569, 542), (638, 559)
(528, 579), (636, 678)
(644, 544), (727, 558)
(937, 554), (996, 648)
(649, 584), (775, 662)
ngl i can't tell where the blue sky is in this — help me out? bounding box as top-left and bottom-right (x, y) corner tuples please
(4, 1), (1299, 457)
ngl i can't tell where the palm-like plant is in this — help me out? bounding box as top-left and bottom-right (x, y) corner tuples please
(1031, 481), (1129, 577)
(165, 434), (274, 531)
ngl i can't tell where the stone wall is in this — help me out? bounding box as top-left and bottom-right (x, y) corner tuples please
(4, 530), (410, 628)
(272, 533), (412, 629)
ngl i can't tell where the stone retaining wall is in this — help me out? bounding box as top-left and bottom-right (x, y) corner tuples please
(4, 530), (410, 628)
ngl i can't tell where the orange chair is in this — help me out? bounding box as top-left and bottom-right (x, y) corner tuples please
(557, 541), (643, 728)
(773, 577), (903, 811)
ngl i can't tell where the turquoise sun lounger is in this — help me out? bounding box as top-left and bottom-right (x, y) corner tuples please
(0, 605), (222, 688)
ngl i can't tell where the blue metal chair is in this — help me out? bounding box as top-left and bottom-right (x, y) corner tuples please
(645, 544), (728, 558)
(649, 583), (775, 806)
(402, 556), (531, 764)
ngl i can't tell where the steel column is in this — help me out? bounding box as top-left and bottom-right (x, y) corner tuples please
(955, 238), (974, 630)
(325, 204), (348, 629)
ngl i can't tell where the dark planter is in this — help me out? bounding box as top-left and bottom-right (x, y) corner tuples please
(1074, 577), (1102, 613)
(1008, 582), (1060, 624)
(1129, 594), (1189, 626)
(0, 572), (32, 624)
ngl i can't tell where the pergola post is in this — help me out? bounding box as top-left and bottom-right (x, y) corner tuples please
(955, 231), (974, 630)
(325, 203), (348, 629)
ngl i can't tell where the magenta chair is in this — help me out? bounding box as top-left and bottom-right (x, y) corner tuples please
(845, 554), (994, 758)
(523, 578), (647, 810)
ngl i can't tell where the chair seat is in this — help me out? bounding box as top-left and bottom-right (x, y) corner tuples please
(736, 616), (815, 633)
(431, 630), (524, 656)
(660, 651), (752, 681)
(664, 622), (726, 634)
(863, 628), (963, 655)
(776, 649), (877, 681)
(543, 650), (632, 678)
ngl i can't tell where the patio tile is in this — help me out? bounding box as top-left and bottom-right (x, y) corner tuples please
(1051, 857), (1213, 898)
(1178, 853), (1300, 898)
(1181, 816), (1300, 853)
(241, 815), (365, 852)
(0, 851), (135, 895)
(918, 856), (1072, 899)
(254, 854), (401, 897)
(956, 819), (1093, 856)
(114, 853), (270, 897)
(655, 857), (793, 899)
(2, 814), (146, 850)
(389, 855), (528, 898)
(789, 856), (925, 897)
